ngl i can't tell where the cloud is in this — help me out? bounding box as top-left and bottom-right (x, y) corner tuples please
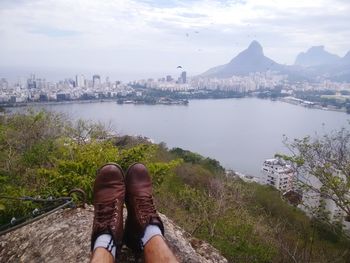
(28, 26), (81, 37)
(178, 12), (208, 19)
(0, 0), (349, 80)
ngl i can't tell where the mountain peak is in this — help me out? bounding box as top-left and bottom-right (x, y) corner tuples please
(201, 40), (283, 78)
(309, 45), (325, 52)
(295, 45), (340, 66)
(247, 40), (263, 55)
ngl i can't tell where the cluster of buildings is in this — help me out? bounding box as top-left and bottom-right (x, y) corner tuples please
(228, 157), (349, 231)
(131, 71), (285, 92)
(0, 71), (191, 103)
(132, 71), (350, 95)
(192, 72), (286, 92)
(2, 70), (350, 104)
(287, 80), (350, 92)
(260, 158), (350, 231)
(231, 156), (350, 232)
(130, 71), (189, 92)
(0, 74), (133, 104)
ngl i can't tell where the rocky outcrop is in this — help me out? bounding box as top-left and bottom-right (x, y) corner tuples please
(201, 40), (284, 78)
(0, 206), (227, 263)
(294, 46), (340, 66)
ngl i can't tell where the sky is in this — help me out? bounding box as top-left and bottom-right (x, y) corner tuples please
(0, 0), (349, 81)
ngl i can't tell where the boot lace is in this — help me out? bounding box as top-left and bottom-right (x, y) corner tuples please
(94, 200), (120, 229)
(136, 196), (156, 222)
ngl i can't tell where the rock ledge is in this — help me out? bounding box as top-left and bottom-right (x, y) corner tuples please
(0, 206), (227, 263)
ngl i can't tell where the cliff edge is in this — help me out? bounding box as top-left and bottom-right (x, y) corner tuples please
(0, 206), (227, 263)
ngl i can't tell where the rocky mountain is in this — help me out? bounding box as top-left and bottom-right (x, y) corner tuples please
(0, 206), (227, 263)
(295, 46), (340, 66)
(202, 41), (284, 78)
(201, 42), (350, 81)
(292, 46), (350, 81)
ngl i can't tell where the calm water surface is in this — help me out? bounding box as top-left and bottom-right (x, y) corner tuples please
(21, 98), (350, 177)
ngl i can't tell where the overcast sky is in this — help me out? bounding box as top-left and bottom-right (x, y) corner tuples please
(0, 0), (349, 81)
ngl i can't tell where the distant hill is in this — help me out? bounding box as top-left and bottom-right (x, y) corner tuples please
(294, 46), (350, 81)
(201, 41), (284, 78)
(330, 50), (350, 81)
(201, 42), (350, 81)
(295, 46), (340, 66)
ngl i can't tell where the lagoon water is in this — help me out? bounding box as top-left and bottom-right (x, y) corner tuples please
(20, 98), (350, 178)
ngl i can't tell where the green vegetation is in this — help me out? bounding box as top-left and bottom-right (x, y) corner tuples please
(129, 85), (246, 100)
(256, 86), (288, 99)
(278, 129), (350, 227)
(0, 111), (349, 262)
(294, 90), (350, 112)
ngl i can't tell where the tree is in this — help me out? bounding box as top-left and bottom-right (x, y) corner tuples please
(279, 128), (350, 224)
(66, 119), (112, 144)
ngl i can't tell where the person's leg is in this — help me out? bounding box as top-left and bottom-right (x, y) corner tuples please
(90, 163), (125, 263)
(90, 248), (115, 263)
(124, 163), (178, 262)
(144, 235), (178, 263)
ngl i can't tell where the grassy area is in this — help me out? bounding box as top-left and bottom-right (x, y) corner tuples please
(320, 95), (350, 101)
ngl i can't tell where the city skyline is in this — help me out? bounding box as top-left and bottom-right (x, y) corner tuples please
(0, 0), (350, 81)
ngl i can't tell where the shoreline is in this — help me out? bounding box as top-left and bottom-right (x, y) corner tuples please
(278, 96), (347, 113)
(1, 98), (189, 108)
(1, 99), (118, 108)
(3, 96), (349, 114)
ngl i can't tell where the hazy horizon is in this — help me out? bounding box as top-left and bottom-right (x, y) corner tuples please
(1, 0), (349, 82)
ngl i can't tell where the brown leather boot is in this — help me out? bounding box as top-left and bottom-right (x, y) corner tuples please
(124, 163), (165, 254)
(91, 163), (125, 254)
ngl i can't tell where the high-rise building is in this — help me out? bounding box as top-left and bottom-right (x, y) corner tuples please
(181, 71), (187, 84)
(261, 158), (295, 192)
(26, 74), (37, 89)
(76, 74), (85, 88)
(36, 78), (47, 89)
(0, 78), (8, 90)
(105, 76), (111, 88)
(93, 75), (101, 88)
(27, 78), (36, 89)
(166, 75), (172, 82)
